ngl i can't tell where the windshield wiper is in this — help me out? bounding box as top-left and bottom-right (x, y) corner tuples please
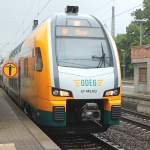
(57, 60), (93, 68)
(92, 43), (105, 68)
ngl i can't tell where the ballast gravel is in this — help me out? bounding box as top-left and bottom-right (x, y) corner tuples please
(99, 122), (150, 150)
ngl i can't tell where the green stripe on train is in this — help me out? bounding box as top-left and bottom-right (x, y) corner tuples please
(36, 110), (66, 127)
(28, 103), (119, 127)
(103, 110), (120, 125)
(25, 103), (66, 127)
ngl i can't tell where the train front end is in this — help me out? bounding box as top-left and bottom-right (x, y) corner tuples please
(38, 6), (121, 133)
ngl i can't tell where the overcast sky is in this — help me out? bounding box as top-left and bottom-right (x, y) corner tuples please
(0, 0), (143, 57)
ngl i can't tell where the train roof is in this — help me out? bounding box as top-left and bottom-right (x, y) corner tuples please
(52, 13), (102, 28)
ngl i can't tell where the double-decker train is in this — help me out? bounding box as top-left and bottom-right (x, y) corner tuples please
(1, 6), (121, 133)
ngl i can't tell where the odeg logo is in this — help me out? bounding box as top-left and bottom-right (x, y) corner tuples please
(74, 79), (104, 87)
(81, 79), (96, 86)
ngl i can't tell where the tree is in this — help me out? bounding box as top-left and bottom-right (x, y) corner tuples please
(115, 0), (150, 78)
(132, 0), (150, 44)
(115, 33), (133, 77)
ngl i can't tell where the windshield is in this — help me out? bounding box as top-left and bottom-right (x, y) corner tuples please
(56, 26), (113, 69)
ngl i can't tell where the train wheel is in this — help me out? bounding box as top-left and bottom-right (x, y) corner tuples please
(23, 103), (28, 114)
(23, 103), (32, 118)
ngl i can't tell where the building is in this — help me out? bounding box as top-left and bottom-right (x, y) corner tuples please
(131, 45), (150, 94)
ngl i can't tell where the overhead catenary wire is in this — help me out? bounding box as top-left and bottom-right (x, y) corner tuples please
(93, 0), (112, 13)
(13, 0), (38, 45)
(0, 42), (10, 57)
(102, 3), (143, 22)
(37, 0), (53, 17)
(17, 2), (142, 44)
(98, 6), (112, 18)
(91, 0), (113, 26)
(0, 0), (53, 56)
(13, 0), (53, 49)
(115, 3), (143, 17)
(9, 1), (143, 51)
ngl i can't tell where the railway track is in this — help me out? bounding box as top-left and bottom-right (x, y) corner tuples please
(121, 108), (150, 130)
(50, 133), (123, 150)
(122, 108), (150, 120)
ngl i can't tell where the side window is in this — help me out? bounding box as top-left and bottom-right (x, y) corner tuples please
(24, 58), (28, 77)
(35, 47), (43, 72)
(32, 48), (35, 70)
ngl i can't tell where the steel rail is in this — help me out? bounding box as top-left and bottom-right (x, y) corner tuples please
(50, 133), (124, 150)
(122, 108), (150, 120)
(121, 108), (150, 130)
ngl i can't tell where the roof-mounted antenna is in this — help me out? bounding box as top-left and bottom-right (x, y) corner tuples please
(32, 20), (38, 30)
(65, 6), (79, 14)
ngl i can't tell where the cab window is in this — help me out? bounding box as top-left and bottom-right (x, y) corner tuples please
(35, 47), (43, 71)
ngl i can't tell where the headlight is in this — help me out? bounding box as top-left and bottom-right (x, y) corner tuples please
(103, 88), (120, 97)
(52, 87), (72, 97)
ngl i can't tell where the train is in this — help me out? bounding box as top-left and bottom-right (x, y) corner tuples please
(1, 6), (121, 134)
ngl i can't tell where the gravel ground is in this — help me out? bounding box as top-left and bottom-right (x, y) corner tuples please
(99, 122), (150, 150)
(123, 113), (150, 127)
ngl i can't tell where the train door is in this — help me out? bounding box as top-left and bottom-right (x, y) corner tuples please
(18, 59), (22, 107)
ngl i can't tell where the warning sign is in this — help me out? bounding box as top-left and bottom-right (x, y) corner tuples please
(3, 63), (17, 78)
